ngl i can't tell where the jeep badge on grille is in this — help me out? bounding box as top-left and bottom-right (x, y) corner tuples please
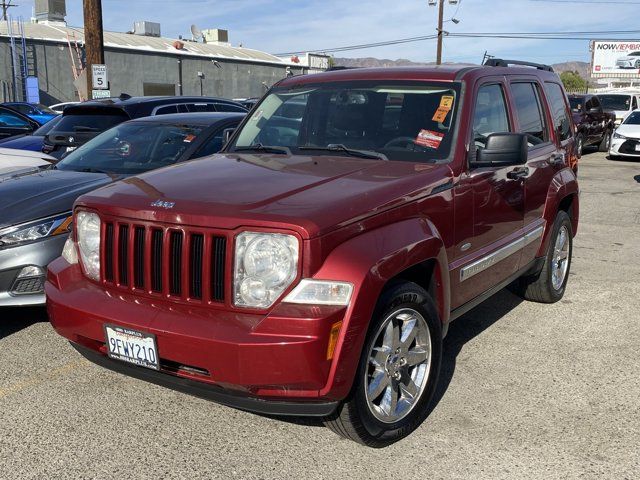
(151, 200), (176, 209)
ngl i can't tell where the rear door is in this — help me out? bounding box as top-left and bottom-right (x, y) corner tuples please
(509, 79), (565, 267)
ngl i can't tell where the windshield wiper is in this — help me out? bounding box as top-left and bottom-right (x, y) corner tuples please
(234, 144), (291, 155)
(299, 144), (388, 161)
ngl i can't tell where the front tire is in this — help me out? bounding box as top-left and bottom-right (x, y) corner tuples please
(512, 211), (573, 303)
(324, 281), (442, 447)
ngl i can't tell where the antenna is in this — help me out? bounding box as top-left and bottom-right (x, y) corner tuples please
(190, 24), (203, 42)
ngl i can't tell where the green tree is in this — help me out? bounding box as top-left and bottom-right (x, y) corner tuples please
(560, 71), (587, 93)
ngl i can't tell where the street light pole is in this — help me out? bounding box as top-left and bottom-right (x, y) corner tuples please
(436, 0), (444, 65)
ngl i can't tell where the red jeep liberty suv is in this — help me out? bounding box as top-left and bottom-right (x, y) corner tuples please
(47, 59), (579, 447)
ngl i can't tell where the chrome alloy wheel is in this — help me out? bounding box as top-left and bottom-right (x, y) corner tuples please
(364, 308), (432, 424)
(552, 225), (570, 290)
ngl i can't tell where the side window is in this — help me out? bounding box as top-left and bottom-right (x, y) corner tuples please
(472, 84), (510, 149)
(215, 103), (247, 113)
(191, 131), (225, 159)
(0, 110), (30, 127)
(544, 82), (572, 142)
(186, 103), (216, 113)
(12, 104), (32, 115)
(511, 82), (548, 146)
(633, 97), (638, 110)
(154, 105), (178, 115)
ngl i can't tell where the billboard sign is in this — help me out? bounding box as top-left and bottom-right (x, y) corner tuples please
(592, 41), (640, 75)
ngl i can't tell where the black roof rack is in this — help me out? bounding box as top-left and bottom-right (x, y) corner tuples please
(484, 58), (554, 72)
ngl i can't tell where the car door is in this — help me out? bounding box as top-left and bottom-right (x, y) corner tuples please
(0, 106), (37, 140)
(451, 79), (525, 308)
(509, 80), (563, 267)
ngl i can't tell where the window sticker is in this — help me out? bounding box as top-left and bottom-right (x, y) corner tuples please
(439, 95), (454, 109)
(432, 95), (454, 122)
(184, 134), (196, 143)
(432, 108), (449, 123)
(251, 110), (263, 121)
(415, 129), (444, 149)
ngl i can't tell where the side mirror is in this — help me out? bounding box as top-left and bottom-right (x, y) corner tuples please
(222, 128), (235, 146)
(474, 133), (528, 168)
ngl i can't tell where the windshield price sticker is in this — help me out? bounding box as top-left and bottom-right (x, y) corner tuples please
(415, 129), (444, 149)
(433, 95), (454, 122)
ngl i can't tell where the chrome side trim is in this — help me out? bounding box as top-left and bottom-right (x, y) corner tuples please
(460, 237), (524, 282)
(524, 225), (544, 247)
(459, 225), (545, 282)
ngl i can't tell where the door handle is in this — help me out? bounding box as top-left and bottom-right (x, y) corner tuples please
(507, 166), (529, 180)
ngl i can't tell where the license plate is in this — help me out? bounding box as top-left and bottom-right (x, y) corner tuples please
(104, 325), (159, 370)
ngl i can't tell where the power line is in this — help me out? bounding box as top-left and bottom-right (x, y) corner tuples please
(276, 29), (640, 56)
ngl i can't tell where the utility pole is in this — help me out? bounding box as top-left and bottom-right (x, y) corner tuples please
(1, 0), (16, 21)
(83, 0), (105, 99)
(436, 0), (445, 65)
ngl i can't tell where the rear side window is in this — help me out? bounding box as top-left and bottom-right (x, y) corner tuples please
(214, 103), (247, 113)
(472, 84), (510, 149)
(186, 103), (216, 113)
(511, 82), (548, 146)
(544, 82), (572, 142)
(154, 105), (179, 115)
(633, 96), (638, 110)
(0, 110), (30, 127)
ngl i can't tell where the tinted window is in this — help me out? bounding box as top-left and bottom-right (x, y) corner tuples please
(52, 114), (127, 133)
(186, 103), (216, 113)
(192, 129), (227, 158)
(56, 122), (205, 174)
(633, 97), (638, 110)
(0, 109), (30, 127)
(591, 96), (601, 109)
(11, 104), (34, 115)
(214, 103), (247, 113)
(472, 84), (510, 148)
(233, 82), (460, 162)
(569, 97), (583, 112)
(154, 105), (179, 115)
(599, 95), (631, 111)
(33, 115), (62, 135)
(544, 82), (572, 142)
(511, 82), (548, 145)
(622, 111), (640, 124)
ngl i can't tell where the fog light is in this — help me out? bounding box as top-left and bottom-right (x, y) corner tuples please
(284, 279), (353, 305)
(17, 265), (45, 279)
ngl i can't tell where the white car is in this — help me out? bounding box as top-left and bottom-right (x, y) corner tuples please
(609, 111), (640, 159)
(616, 52), (640, 69)
(598, 93), (640, 125)
(0, 147), (56, 176)
(48, 102), (80, 114)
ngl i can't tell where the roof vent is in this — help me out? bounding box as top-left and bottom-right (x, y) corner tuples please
(35, 0), (67, 25)
(133, 21), (161, 38)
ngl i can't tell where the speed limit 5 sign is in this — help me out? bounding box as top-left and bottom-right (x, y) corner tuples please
(92, 64), (109, 90)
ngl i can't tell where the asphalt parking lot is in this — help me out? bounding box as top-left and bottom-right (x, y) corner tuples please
(1, 151), (639, 479)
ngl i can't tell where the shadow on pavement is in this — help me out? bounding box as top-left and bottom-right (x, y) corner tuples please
(634, 175), (640, 183)
(0, 307), (49, 340)
(269, 288), (524, 429)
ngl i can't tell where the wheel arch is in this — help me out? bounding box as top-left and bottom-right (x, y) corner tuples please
(538, 169), (580, 256)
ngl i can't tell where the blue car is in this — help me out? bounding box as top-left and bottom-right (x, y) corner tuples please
(0, 115), (61, 152)
(2, 102), (59, 124)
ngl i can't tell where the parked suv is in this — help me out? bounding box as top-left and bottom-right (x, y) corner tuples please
(568, 94), (616, 155)
(47, 60), (579, 447)
(42, 95), (247, 159)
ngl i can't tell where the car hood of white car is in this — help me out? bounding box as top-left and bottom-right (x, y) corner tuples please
(614, 124), (640, 139)
(0, 147), (56, 174)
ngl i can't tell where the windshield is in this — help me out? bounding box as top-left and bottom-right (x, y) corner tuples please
(569, 97), (584, 112)
(622, 111), (640, 125)
(230, 81), (460, 162)
(33, 115), (62, 135)
(52, 113), (128, 134)
(56, 122), (205, 175)
(599, 95), (631, 111)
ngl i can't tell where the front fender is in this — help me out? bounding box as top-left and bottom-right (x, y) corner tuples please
(538, 168), (580, 256)
(312, 217), (449, 399)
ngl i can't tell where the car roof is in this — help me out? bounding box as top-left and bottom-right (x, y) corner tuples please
(278, 64), (560, 88)
(128, 112), (245, 125)
(81, 95), (243, 107)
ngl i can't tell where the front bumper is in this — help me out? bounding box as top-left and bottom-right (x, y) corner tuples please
(0, 234), (67, 306)
(46, 258), (352, 412)
(610, 137), (640, 157)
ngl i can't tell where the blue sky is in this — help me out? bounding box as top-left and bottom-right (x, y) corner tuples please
(8, 0), (640, 64)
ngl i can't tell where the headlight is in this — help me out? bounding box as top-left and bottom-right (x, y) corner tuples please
(76, 211), (101, 281)
(234, 232), (298, 308)
(613, 131), (627, 139)
(0, 212), (72, 248)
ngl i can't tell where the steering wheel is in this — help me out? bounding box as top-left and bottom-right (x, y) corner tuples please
(383, 136), (418, 149)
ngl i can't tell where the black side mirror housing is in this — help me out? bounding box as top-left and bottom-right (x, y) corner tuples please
(473, 133), (528, 167)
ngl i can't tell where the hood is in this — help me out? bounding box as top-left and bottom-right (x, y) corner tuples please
(615, 124), (640, 138)
(78, 153), (453, 238)
(0, 169), (116, 229)
(0, 135), (44, 152)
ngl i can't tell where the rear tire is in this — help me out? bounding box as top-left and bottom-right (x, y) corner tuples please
(512, 211), (573, 303)
(598, 129), (612, 152)
(324, 281), (442, 447)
